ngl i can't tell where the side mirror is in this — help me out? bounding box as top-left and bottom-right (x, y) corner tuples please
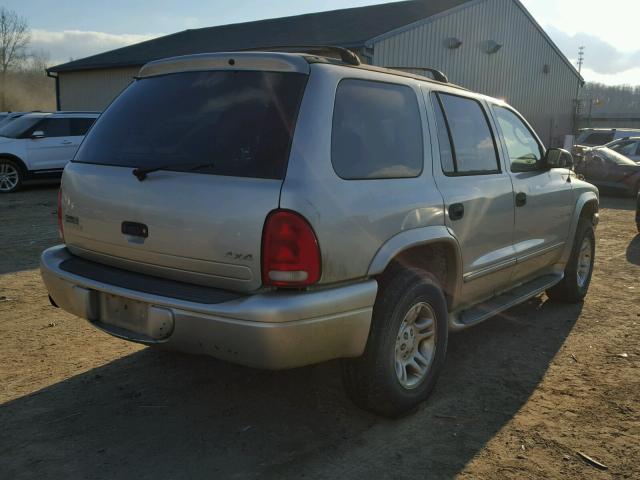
(31, 130), (45, 139)
(545, 148), (574, 170)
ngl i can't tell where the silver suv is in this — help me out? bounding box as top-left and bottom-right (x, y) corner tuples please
(41, 51), (599, 416)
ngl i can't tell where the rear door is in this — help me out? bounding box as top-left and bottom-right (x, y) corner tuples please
(67, 116), (96, 153)
(26, 118), (77, 171)
(425, 89), (516, 306)
(489, 104), (573, 283)
(62, 68), (308, 292)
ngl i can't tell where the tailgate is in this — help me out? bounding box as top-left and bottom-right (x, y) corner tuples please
(62, 162), (281, 292)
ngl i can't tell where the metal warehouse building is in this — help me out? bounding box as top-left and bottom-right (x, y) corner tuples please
(47, 0), (583, 146)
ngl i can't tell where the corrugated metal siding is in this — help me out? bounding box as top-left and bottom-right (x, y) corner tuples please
(58, 67), (139, 111)
(373, 0), (579, 146)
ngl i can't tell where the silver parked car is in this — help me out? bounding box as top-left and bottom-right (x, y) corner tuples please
(41, 51), (599, 416)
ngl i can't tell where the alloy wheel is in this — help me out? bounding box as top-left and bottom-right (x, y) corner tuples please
(394, 302), (437, 389)
(0, 162), (19, 192)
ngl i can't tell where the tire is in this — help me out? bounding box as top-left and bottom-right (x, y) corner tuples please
(341, 267), (448, 417)
(546, 218), (595, 303)
(0, 158), (24, 193)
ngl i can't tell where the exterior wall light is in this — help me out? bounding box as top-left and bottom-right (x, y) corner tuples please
(543, 64), (551, 74)
(485, 40), (503, 54)
(446, 37), (463, 49)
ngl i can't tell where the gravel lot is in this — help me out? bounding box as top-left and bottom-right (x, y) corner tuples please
(1, 185), (638, 479)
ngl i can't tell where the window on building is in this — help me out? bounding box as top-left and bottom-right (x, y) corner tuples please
(332, 79), (423, 179)
(493, 106), (544, 172)
(434, 93), (500, 174)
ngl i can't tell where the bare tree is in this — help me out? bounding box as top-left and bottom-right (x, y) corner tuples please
(0, 7), (30, 110)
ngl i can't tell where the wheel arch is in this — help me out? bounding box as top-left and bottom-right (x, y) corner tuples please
(0, 153), (28, 175)
(559, 191), (599, 265)
(367, 226), (462, 310)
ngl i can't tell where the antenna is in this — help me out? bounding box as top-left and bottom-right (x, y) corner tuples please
(577, 46), (585, 74)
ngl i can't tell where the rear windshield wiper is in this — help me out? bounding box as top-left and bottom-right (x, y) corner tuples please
(132, 162), (214, 181)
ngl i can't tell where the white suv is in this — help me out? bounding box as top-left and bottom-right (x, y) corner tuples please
(0, 112), (99, 193)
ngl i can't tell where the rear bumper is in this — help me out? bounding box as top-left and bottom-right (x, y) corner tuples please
(41, 245), (377, 369)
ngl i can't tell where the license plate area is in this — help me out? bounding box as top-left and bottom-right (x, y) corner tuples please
(99, 293), (148, 331)
(96, 293), (175, 341)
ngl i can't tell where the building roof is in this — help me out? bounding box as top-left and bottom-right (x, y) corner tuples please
(49, 0), (471, 73)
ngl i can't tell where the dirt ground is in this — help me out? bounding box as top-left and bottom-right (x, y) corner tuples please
(1, 184), (638, 479)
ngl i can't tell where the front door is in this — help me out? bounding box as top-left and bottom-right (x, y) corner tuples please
(26, 118), (77, 171)
(425, 89), (516, 308)
(490, 104), (573, 284)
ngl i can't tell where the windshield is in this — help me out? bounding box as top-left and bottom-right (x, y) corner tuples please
(74, 70), (308, 180)
(598, 147), (638, 166)
(0, 116), (41, 139)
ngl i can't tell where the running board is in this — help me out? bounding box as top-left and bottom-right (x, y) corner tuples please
(450, 273), (563, 331)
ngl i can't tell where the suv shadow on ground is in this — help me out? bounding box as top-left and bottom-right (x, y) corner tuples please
(1, 185), (59, 275)
(1, 297), (582, 479)
(626, 235), (640, 266)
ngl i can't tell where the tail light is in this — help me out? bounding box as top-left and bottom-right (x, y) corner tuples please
(261, 210), (321, 287)
(57, 189), (64, 241)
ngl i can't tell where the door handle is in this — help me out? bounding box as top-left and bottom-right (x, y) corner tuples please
(515, 192), (527, 207)
(61, 140), (73, 145)
(448, 203), (464, 221)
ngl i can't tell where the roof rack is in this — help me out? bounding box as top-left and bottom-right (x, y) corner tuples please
(419, 68), (448, 83)
(53, 111), (101, 114)
(236, 46), (453, 86)
(241, 45), (361, 66)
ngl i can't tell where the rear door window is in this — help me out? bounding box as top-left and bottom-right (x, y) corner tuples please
(75, 71), (307, 180)
(433, 93), (500, 175)
(581, 132), (614, 146)
(70, 118), (96, 136)
(331, 79), (423, 179)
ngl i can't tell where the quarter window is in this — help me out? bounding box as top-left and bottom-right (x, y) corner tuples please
(332, 79), (423, 179)
(493, 106), (544, 172)
(434, 93), (500, 174)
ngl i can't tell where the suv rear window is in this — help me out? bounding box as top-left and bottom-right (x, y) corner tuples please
(74, 71), (307, 180)
(577, 131), (614, 146)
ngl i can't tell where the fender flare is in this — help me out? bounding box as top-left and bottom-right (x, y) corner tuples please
(559, 191), (599, 265)
(367, 225), (463, 306)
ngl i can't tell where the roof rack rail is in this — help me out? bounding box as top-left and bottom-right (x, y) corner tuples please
(241, 45), (361, 66)
(421, 68), (449, 83)
(389, 67), (448, 83)
(53, 110), (101, 114)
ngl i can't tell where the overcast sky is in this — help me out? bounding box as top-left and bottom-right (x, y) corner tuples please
(4, 0), (639, 85)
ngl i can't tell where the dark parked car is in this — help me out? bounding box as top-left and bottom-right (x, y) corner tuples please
(576, 147), (640, 197)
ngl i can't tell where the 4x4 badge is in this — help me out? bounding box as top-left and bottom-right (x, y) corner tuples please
(225, 251), (253, 261)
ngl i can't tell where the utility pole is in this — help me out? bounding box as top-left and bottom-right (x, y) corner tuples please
(577, 46), (585, 74)
(574, 46), (586, 134)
